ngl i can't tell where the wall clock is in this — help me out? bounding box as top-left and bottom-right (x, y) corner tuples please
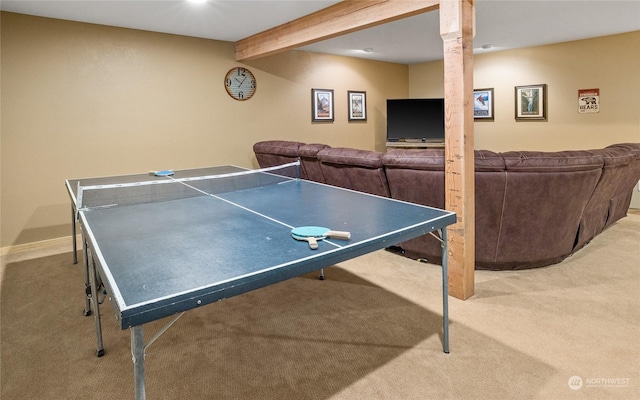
(224, 67), (256, 101)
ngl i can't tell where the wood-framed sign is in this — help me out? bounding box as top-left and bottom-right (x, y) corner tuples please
(515, 84), (547, 121)
(311, 88), (334, 122)
(473, 88), (494, 121)
(347, 90), (367, 121)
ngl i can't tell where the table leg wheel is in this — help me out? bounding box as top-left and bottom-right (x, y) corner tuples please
(96, 349), (105, 357)
(83, 309), (92, 317)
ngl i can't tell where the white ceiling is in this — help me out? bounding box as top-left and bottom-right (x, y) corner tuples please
(2, 0), (639, 64)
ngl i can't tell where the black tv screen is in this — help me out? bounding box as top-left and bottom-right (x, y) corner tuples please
(386, 98), (445, 142)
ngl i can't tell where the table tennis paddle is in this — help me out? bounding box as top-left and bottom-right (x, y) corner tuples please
(149, 170), (174, 177)
(291, 226), (351, 249)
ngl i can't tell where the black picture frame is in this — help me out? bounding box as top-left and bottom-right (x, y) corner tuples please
(311, 88), (334, 122)
(347, 90), (367, 121)
(473, 88), (494, 121)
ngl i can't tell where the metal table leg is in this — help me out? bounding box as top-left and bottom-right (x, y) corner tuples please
(441, 228), (450, 354)
(82, 237), (93, 316)
(71, 204), (78, 264)
(87, 250), (104, 357)
(132, 326), (146, 400)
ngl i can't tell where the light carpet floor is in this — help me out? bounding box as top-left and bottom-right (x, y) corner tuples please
(1, 214), (639, 399)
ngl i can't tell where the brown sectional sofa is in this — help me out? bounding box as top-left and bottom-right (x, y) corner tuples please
(253, 140), (640, 270)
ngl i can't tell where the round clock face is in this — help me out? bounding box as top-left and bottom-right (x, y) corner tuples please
(224, 67), (256, 101)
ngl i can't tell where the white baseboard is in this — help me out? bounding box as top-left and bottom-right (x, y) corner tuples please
(0, 235), (81, 263)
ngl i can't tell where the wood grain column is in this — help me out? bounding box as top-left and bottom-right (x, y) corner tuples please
(440, 0), (475, 300)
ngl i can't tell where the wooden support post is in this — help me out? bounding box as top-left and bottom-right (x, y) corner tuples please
(440, 0), (475, 300)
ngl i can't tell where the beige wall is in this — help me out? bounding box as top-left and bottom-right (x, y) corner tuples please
(410, 31), (640, 151)
(1, 12), (638, 248)
(409, 31), (640, 207)
(0, 12), (408, 247)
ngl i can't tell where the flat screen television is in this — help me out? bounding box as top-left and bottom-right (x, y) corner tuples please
(386, 98), (445, 143)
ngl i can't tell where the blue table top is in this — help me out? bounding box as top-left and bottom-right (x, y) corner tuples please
(80, 175), (456, 329)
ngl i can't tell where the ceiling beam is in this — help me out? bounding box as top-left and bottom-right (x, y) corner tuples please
(235, 0), (439, 61)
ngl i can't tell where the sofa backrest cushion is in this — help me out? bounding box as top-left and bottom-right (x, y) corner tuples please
(382, 149), (445, 204)
(602, 143), (640, 227)
(253, 140), (305, 179)
(501, 150), (605, 172)
(497, 150), (603, 266)
(382, 149), (509, 266)
(378, 149), (444, 260)
(381, 148), (445, 171)
(300, 143), (330, 183)
(574, 147), (636, 250)
(317, 148), (390, 197)
(473, 150), (508, 265)
(253, 140), (304, 165)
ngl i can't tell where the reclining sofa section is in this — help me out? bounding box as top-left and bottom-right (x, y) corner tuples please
(253, 140), (640, 271)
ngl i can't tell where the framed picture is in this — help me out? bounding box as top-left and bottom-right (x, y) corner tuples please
(473, 88), (494, 121)
(347, 90), (367, 121)
(311, 88), (334, 122)
(515, 84), (547, 121)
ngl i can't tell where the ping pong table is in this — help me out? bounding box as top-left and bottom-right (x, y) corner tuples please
(66, 165), (249, 263)
(66, 165), (250, 316)
(72, 162), (456, 400)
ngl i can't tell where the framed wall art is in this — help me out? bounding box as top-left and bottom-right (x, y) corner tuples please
(311, 88), (334, 122)
(515, 84), (547, 121)
(347, 90), (367, 121)
(473, 88), (494, 121)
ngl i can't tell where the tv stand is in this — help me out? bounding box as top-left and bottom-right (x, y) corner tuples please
(386, 141), (445, 149)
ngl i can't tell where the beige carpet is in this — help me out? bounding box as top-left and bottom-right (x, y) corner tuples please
(2, 214), (639, 400)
